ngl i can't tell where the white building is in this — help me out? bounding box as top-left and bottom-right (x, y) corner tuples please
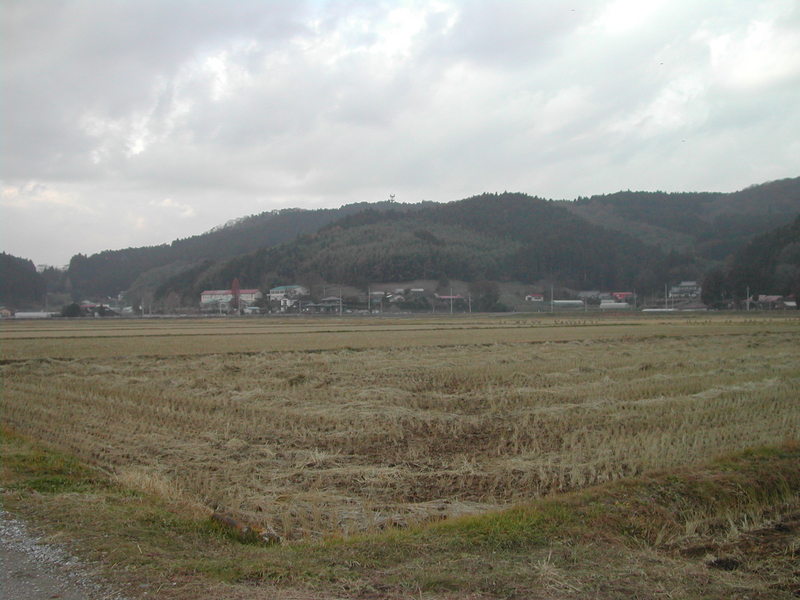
(267, 285), (309, 311)
(598, 300), (631, 309)
(200, 288), (262, 309)
(669, 281), (701, 299)
(268, 285), (309, 301)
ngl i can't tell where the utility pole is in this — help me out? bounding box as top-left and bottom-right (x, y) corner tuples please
(746, 286), (750, 311)
(450, 287), (453, 314)
(550, 284), (554, 313)
(468, 294), (472, 313)
(368, 286), (371, 314)
(339, 287), (343, 316)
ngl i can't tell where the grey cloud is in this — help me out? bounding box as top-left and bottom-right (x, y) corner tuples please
(2, 0), (310, 177)
(2, 0), (798, 265)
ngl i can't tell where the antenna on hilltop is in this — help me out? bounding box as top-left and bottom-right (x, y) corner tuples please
(388, 193), (396, 203)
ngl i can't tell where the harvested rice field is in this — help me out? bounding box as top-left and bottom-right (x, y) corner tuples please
(2, 313), (798, 541)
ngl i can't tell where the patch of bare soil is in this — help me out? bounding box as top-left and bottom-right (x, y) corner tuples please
(0, 508), (128, 600)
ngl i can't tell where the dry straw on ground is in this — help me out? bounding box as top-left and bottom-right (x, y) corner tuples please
(2, 315), (798, 540)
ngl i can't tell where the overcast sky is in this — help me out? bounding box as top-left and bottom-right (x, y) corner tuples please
(2, 0), (799, 266)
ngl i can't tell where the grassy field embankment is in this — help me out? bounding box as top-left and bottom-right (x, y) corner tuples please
(2, 430), (798, 599)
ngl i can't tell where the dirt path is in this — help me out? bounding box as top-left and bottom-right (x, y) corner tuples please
(0, 509), (127, 600)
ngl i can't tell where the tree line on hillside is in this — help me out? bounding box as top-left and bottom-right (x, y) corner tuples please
(6, 179), (796, 309)
(702, 215), (800, 308)
(568, 178), (800, 261)
(63, 203), (405, 299)
(0, 252), (46, 308)
(572, 190), (725, 236)
(152, 193), (705, 305)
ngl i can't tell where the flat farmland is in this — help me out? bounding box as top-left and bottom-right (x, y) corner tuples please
(2, 313), (799, 541)
(1, 313), (797, 359)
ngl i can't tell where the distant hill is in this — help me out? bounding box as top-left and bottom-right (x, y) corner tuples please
(66, 202), (405, 299)
(0, 252), (46, 308)
(58, 177), (799, 303)
(566, 177), (800, 260)
(154, 193), (675, 304)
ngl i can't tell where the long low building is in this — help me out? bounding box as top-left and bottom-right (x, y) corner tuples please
(552, 300), (584, 308)
(200, 289), (262, 306)
(598, 301), (631, 309)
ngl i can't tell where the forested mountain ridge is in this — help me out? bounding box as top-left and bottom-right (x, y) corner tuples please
(23, 177), (798, 304)
(65, 201), (403, 298)
(566, 177), (800, 260)
(154, 193), (675, 304)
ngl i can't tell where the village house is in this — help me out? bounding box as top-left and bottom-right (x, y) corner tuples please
(612, 291), (634, 302)
(577, 291), (600, 300)
(200, 288), (262, 311)
(754, 295), (795, 310)
(303, 296), (341, 314)
(268, 285), (309, 311)
(268, 285), (309, 301)
(669, 281), (701, 299)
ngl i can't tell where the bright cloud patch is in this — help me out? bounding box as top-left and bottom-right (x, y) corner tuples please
(700, 18), (800, 90)
(0, 182), (90, 212)
(149, 197), (196, 218)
